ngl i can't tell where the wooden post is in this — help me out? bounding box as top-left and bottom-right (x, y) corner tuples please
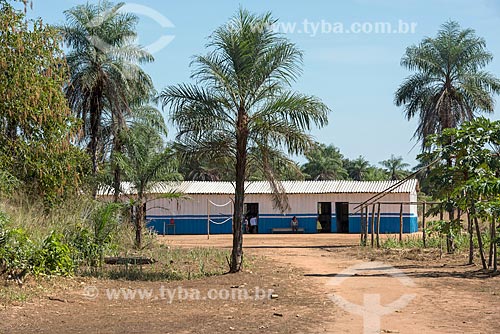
(371, 204), (376, 247)
(207, 199), (210, 240)
(365, 206), (368, 245)
(399, 203), (403, 242)
(376, 202), (381, 248)
(360, 206), (365, 245)
(422, 202), (426, 248)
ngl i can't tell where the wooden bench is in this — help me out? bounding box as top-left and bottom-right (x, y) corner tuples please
(271, 227), (305, 234)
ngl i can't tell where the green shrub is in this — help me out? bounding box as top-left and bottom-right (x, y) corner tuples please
(70, 202), (122, 267)
(32, 232), (74, 276)
(1, 211), (32, 279)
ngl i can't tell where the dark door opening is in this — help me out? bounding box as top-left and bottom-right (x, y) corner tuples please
(317, 202), (332, 233)
(244, 203), (259, 233)
(335, 202), (349, 233)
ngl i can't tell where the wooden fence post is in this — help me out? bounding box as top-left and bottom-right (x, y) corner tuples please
(399, 203), (403, 242)
(364, 206), (369, 245)
(371, 204), (376, 247)
(376, 202), (381, 248)
(422, 201), (426, 248)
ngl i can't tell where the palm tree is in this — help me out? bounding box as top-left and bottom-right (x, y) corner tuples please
(395, 21), (500, 253)
(379, 155), (410, 180)
(302, 143), (348, 180)
(346, 156), (371, 181)
(395, 21), (500, 147)
(161, 9), (330, 272)
(115, 123), (181, 248)
(60, 1), (155, 197)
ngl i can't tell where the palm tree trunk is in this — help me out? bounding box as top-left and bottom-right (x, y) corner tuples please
(112, 134), (123, 202)
(230, 108), (248, 273)
(88, 92), (102, 180)
(135, 193), (145, 249)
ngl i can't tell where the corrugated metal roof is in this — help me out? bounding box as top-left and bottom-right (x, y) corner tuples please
(99, 180), (418, 196)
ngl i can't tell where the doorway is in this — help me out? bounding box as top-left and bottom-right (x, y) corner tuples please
(244, 203), (259, 233)
(335, 202), (349, 233)
(317, 202), (332, 233)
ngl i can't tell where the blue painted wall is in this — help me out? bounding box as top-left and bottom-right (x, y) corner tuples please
(147, 213), (419, 234)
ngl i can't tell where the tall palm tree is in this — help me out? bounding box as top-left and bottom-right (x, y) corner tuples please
(395, 21), (500, 147)
(379, 155), (410, 180)
(60, 1), (155, 197)
(161, 9), (330, 272)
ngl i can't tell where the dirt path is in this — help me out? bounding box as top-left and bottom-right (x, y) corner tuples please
(170, 234), (500, 333)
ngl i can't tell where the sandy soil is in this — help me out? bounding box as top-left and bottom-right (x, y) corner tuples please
(1, 234), (499, 333)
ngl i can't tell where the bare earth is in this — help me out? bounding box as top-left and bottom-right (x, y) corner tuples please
(1, 234), (499, 333)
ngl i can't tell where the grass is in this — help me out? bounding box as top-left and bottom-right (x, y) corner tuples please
(78, 246), (231, 281)
(0, 194), (234, 306)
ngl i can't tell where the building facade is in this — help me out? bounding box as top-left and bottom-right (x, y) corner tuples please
(144, 180), (419, 235)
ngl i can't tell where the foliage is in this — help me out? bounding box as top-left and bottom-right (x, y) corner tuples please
(161, 8), (330, 272)
(0, 1), (89, 204)
(32, 232), (74, 276)
(70, 201), (122, 267)
(421, 117), (500, 269)
(302, 143), (348, 180)
(0, 211), (73, 279)
(60, 0), (155, 181)
(379, 155), (410, 180)
(114, 123), (181, 248)
(395, 21), (500, 147)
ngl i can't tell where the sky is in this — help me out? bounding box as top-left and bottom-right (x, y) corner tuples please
(23, 0), (500, 167)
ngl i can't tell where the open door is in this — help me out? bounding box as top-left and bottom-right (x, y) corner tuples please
(335, 202), (349, 233)
(244, 203), (259, 233)
(317, 202), (332, 233)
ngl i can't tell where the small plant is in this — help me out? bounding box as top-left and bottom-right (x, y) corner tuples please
(32, 232), (74, 276)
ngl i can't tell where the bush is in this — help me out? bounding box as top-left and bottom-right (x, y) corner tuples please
(0, 226), (35, 280)
(1, 210), (74, 279)
(32, 232), (74, 276)
(70, 202), (122, 267)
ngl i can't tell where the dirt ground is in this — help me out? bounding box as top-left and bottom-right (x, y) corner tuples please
(1, 234), (499, 333)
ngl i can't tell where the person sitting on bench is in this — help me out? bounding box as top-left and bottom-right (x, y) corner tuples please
(290, 216), (299, 233)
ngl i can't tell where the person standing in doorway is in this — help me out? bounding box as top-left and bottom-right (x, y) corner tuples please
(291, 216), (299, 233)
(249, 216), (258, 234)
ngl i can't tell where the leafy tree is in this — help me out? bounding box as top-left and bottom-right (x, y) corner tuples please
(0, 1), (88, 204)
(395, 21), (500, 147)
(421, 117), (500, 269)
(302, 143), (348, 180)
(379, 155), (410, 180)
(60, 0), (155, 198)
(161, 9), (329, 272)
(115, 123), (181, 248)
(396, 21), (500, 251)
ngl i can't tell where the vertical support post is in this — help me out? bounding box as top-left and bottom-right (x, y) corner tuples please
(360, 206), (363, 243)
(371, 204), (376, 247)
(399, 203), (403, 242)
(364, 206), (369, 246)
(360, 206), (365, 245)
(207, 199), (210, 240)
(163, 220), (166, 236)
(376, 202), (381, 248)
(422, 202), (426, 248)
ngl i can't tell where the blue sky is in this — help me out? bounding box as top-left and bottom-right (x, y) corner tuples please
(24, 0), (500, 167)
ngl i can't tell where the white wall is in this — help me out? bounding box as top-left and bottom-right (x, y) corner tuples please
(147, 192), (416, 216)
